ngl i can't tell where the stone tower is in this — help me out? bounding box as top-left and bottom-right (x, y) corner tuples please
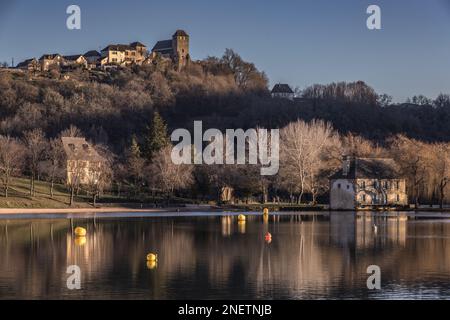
(172, 30), (190, 69)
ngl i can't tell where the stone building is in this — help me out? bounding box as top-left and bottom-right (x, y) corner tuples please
(16, 58), (41, 72)
(271, 84), (294, 100)
(101, 41), (147, 66)
(83, 50), (101, 68)
(61, 137), (104, 186)
(39, 54), (64, 71)
(63, 55), (88, 69)
(329, 156), (408, 210)
(151, 30), (190, 69)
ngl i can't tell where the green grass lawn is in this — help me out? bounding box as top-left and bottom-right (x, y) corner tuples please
(0, 177), (102, 209)
(0, 177), (197, 209)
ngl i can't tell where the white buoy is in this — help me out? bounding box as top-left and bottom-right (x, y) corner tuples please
(372, 224), (378, 233)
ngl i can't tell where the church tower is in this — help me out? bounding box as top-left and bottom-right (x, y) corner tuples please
(172, 30), (190, 69)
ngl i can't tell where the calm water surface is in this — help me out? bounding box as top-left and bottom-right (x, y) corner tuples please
(0, 211), (449, 300)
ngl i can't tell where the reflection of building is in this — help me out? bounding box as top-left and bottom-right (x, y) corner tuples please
(61, 137), (104, 185)
(330, 156), (408, 210)
(329, 212), (356, 247)
(356, 214), (407, 248)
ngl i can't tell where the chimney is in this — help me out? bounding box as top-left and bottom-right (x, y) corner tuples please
(342, 155), (352, 176)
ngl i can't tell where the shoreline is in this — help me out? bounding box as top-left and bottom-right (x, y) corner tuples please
(0, 206), (449, 216)
(0, 206), (220, 215)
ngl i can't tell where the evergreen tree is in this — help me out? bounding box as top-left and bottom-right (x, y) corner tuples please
(130, 135), (141, 158)
(127, 134), (145, 195)
(145, 111), (170, 160)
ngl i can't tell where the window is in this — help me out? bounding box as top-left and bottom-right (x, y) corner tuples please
(337, 183), (341, 189)
(396, 194), (400, 202)
(362, 181), (366, 189)
(347, 185), (350, 190)
(396, 181), (400, 190)
(362, 194), (366, 202)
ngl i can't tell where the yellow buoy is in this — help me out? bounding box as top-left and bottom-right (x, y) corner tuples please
(147, 253), (158, 262)
(75, 236), (86, 246)
(74, 227), (87, 237)
(238, 214), (246, 222)
(263, 208), (269, 215)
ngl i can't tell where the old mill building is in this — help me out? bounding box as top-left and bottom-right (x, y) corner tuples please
(61, 137), (105, 186)
(329, 156), (408, 210)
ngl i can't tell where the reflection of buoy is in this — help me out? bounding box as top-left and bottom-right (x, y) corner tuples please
(265, 232), (272, 244)
(74, 227), (87, 237)
(147, 253), (158, 262)
(373, 224), (378, 233)
(238, 221), (246, 234)
(263, 208), (269, 215)
(263, 214), (269, 223)
(147, 260), (157, 270)
(238, 214), (246, 222)
(75, 236), (86, 246)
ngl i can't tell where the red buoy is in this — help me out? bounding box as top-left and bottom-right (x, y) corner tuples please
(265, 232), (272, 243)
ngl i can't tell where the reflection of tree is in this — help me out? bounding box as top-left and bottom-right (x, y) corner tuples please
(0, 214), (449, 299)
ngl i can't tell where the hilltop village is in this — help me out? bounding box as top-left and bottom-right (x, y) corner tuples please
(15, 30), (191, 73)
(0, 29), (448, 210)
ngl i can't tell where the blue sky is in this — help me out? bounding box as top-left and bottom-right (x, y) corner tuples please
(1, 0), (450, 101)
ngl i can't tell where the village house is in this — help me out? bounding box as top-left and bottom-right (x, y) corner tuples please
(151, 30), (190, 69)
(271, 84), (295, 100)
(14, 29), (190, 72)
(16, 58), (41, 72)
(84, 50), (102, 68)
(63, 54), (88, 69)
(329, 156), (408, 210)
(61, 137), (105, 186)
(39, 54), (64, 71)
(101, 41), (147, 66)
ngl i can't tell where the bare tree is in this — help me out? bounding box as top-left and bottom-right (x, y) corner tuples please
(41, 138), (65, 198)
(428, 143), (450, 209)
(342, 133), (386, 158)
(390, 135), (428, 208)
(23, 129), (47, 196)
(280, 119), (342, 204)
(0, 136), (25, 197)
(151, 146), (193, 205)
(60, 125), (83, 138)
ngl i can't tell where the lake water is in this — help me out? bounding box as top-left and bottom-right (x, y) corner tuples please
(0, 211), (449, 300)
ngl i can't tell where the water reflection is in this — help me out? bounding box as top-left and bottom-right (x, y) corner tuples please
(0, 212), (449, 299)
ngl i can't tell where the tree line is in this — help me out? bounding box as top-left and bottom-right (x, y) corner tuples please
(0, 49), (449, 206)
